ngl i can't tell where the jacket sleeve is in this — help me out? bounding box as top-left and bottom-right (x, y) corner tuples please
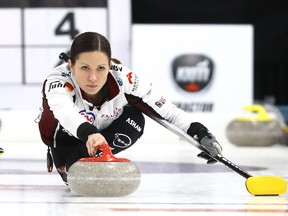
(43, 77), (93, 140)
(121, 67), (192, 133)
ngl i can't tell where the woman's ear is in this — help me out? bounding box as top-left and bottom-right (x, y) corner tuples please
(68, 59), (74, 73)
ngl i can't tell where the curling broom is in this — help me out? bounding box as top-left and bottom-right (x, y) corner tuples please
(148, 115), (287, 196)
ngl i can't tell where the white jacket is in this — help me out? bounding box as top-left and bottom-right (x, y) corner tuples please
(40, 62), (192, 144)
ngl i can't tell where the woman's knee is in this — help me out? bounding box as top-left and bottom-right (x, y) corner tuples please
(102, 106), (145, 153)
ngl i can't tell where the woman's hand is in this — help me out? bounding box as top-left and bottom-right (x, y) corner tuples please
(86, 133), (108, 156)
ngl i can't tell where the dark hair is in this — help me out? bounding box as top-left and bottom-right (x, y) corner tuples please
(69, 32), (111, 65)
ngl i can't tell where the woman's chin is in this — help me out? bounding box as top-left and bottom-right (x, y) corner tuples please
(84, 89), (99, 96)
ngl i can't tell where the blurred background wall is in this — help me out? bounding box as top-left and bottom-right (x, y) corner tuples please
(0, 0), (287, 143)
(1, 0), (287, 110)
(131, 0), (288, 105)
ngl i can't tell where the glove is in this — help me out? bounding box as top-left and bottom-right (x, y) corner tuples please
(197, 152), (218, 164)
(187, 122), (222, 163)
(199, 133), (222, 158)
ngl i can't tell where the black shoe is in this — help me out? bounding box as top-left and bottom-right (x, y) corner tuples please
(57, 168), (68, 186)
(0, 147), (4, 154)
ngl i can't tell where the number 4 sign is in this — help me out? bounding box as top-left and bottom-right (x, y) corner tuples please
(24, 8), (107, 83)
(25, 8), (107, 46)
(55, 12), (80, 40)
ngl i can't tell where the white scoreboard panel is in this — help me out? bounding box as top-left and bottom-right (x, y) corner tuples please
(24, 8), (107, 83)
(0, 9), (23, 83)
(0, 0), (131, 110)
(0, 0), (110, 84)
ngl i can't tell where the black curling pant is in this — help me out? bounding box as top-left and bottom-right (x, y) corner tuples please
(51, 105), (145, 173)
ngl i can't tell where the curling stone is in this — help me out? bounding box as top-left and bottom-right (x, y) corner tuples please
(226, 105), (284, 146)
(67, 144), (141, 197)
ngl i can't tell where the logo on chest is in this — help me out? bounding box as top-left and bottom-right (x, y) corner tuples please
(101, 107), (122, 120)
(79, 110), (96, 123)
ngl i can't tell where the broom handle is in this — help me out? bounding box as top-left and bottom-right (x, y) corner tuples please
(148, 115), (252, 179)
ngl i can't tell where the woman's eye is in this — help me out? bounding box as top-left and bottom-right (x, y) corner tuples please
(81, 66), (89, 71)
(98, 66), (105, 71)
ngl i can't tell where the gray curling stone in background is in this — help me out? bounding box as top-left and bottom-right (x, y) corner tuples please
(226, 104), (285, 146)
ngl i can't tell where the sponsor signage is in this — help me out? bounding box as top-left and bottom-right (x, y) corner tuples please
(132, 24), (253, 113)
(172, 54), (214, 92)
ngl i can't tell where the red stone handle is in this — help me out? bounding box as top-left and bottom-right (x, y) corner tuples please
(79, 143), (130, 162)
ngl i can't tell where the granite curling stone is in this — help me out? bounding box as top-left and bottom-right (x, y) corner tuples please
(226, 105), (284, 146)
(67, 144), (141, 197)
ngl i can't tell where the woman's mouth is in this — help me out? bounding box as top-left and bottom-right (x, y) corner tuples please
(87, 85), (98, 88)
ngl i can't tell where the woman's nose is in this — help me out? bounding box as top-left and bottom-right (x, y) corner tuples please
(88, 72), (97, 81)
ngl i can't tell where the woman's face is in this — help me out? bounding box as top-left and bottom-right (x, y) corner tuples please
(69, 51), (110, 96)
